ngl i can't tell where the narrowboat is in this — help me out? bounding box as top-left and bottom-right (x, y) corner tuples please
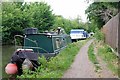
(5, 27), (71, 75)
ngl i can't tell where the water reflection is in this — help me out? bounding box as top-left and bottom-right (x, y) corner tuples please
(2, 45), (15, 78)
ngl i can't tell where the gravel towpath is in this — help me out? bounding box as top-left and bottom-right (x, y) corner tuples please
(62, 39), (98, 78)
(62, 39), (117, 78)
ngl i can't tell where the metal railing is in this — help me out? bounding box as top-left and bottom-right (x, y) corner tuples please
(14, 35), (49, 53)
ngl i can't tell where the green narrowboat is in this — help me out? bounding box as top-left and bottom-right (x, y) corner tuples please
(23, 27), (71, 57)
(5, 27), (71, 75)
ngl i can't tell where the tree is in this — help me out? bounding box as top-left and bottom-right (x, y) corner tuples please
(53, 15), (88, 34)
(85, 2), (119, 30)
(2, 2), (55, 44)
(2, 2), (32, 44)
(29, 2), (55, 32)
(52, 15), (72, 33)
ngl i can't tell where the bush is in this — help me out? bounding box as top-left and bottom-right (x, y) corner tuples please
(94, 29), (104, 41)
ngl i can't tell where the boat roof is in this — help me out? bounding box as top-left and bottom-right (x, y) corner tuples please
(71, 29), (84, 31)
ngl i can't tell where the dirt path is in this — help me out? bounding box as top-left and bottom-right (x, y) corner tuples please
(94, 47), (118, 78)
(62, 39), (98, 78)
(96, 56), (117, 78)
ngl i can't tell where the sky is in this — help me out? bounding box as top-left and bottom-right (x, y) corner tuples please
(24, 0), (92, 22)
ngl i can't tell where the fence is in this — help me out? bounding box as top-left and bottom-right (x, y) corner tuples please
(102, 13), (119, 52)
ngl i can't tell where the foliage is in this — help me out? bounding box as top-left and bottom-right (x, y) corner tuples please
(29, 2), (55, 32)
(2, 2), (23, 44)
(2, 2), (55, 44)
(87, 20), (99, 33)
(53, 16), (89, 34)
(85, 2), (119, 31)
(2, 2), (89, 45)
(17, 40), (86, 78)
(0, 3), (1, 27)
(94, 29), (104, 41)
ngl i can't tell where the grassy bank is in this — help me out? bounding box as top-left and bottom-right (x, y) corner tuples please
(97, 43), (118, 75)
(88, 28), (118, 76)
(88, 39), (118, 75)
(18, 40), (87, 78)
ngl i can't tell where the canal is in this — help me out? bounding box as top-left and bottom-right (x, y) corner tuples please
(2, 45), (15, 78)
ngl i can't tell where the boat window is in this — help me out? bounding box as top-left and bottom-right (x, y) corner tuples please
(56, 38), (60, 49)
(70, 31), (84, 34)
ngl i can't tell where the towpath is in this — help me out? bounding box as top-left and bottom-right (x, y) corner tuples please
(62, 39), (117, 78)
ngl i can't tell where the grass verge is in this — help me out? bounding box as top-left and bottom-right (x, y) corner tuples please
(97, 44), (118, 75)
(17, 40), (87, 78)
(88, 42), (101, 72)
(88, 43), (98, 64)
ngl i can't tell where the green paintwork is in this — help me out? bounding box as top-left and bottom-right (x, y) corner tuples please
(23, 33), (71, 55)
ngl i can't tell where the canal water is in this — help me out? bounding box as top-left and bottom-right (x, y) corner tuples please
(2, 45), (15, 78)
